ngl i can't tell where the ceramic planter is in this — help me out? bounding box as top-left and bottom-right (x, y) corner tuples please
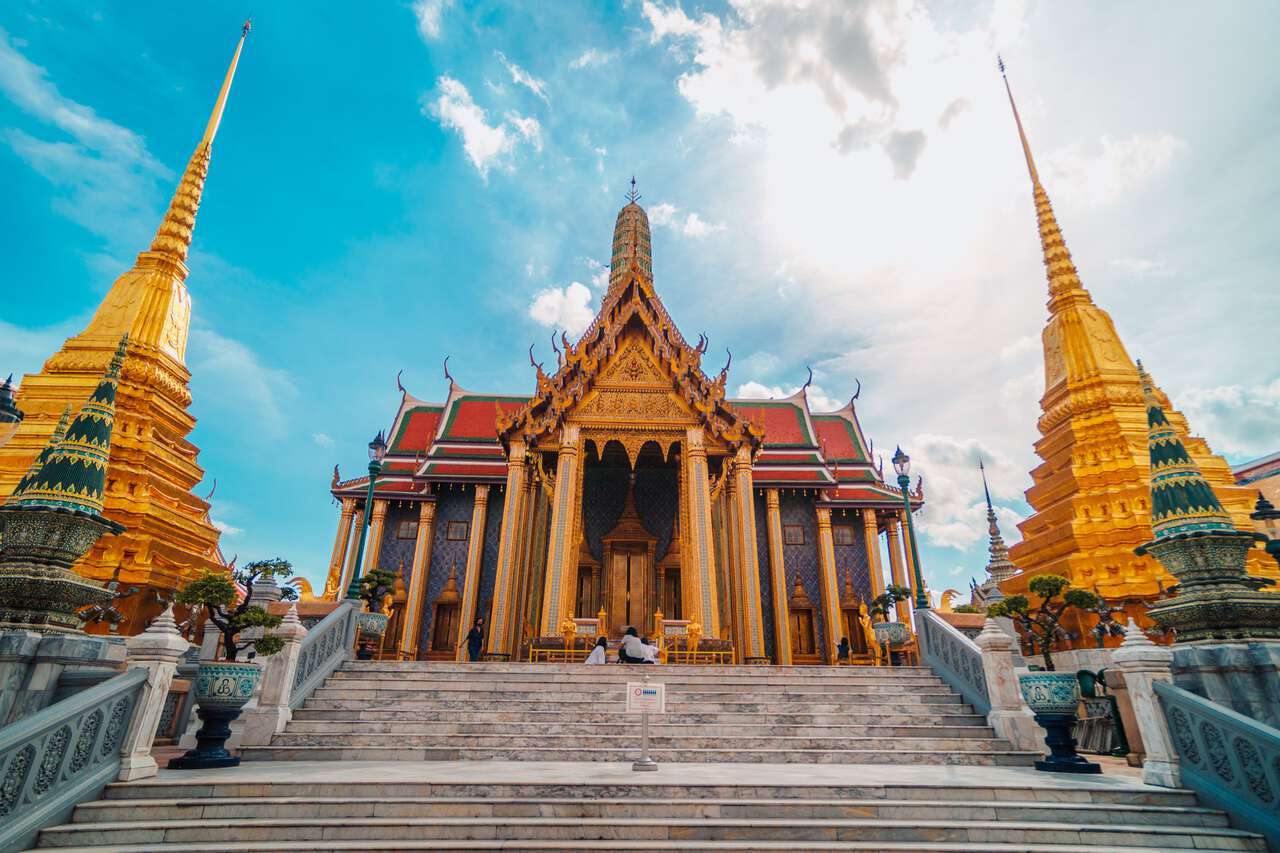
(1018, 670), (1100, 774)
(873, 621), (909, 647)
(357, 611), (389, 637)
(169, 660), (262, 770)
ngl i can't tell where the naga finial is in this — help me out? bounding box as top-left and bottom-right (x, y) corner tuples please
(396, 369), (406, 397)
(720, 348), (732, 377)
(801, 366), (813, 392)
(330, 465), (340, 489)
(851, 377), (861, 401)
(550, 331), (563, 366)
(203, 478), (217, 501)
(443, 356), (454, 388)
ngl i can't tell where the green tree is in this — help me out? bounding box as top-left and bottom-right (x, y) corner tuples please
(175, 558), (294, 662)
(987, 574), (1098, 671)
(358, 567), (399, 612)
(869, 584), (914, 622)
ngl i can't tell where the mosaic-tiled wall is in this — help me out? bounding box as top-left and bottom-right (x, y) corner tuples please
(376, 504), (419, 582)
(634, 464), (677, 562)
(417, 486), (475, 653)
(830, 510), (872, 606)
(476, 487), (506, 626)
(581, 464), (628, 560)
(753, 493), (776, 662)
(780, 492), (826, 657)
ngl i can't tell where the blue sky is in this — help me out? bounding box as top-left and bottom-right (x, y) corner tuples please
(2, 1), (1277, 598)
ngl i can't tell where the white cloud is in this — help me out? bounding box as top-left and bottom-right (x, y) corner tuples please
(647, 201), (724, 238)
(312, 432), (335, 448)
(423, 77), (540, 178)
(496, 51), (549, 104)
(188, 328), (298, 440)
(1176, 378), (1280, 460)
(412, 0), (452, 41)
(528, 282), (595, 337)
(735, 380), (843, 413)
(570, 48), (618, 70)
(584, 257), (609, 290)
(0, 317), (82, 382)
(900, 433), (1026, 551)
(1043, 133), (1187, 208)
(998, 334), (1038, 362)
(1111, 257), (1174, 278)
(212, 518), (244, 537)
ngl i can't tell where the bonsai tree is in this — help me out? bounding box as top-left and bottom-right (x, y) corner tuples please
(869, 584), (913, 622)
(952, 604), (982, 614)
(175, 558), (294, 662)
(987, 574), (1098, 671)
(358, 567), (398, 613)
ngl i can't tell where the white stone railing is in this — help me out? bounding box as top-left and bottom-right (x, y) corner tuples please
(288, 599), (358, 710)
(915, 609), (989, 714)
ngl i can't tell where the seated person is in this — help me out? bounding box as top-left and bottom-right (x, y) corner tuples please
(617, 627), (653, 663)
(640, 637), (661, 664)
(585, 635), (608, 665)
(836, 637), (850, 662)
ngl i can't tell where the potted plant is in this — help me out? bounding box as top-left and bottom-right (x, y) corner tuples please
(987, 574), (1100, 774)
(356, 567), (397, 639)
(869, 584), (913, 651)
(169, 558), (292, 769)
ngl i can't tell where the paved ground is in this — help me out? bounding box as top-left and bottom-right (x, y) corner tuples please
(132, 759), (1163, 792)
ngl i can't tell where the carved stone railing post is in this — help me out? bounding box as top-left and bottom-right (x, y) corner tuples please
(288, 598), (358, 711)
(974, 618), (1040, 751)
(1113, 618), (1181, 787)
(241, 604), (307, 747)
(117, 606), (190, 782)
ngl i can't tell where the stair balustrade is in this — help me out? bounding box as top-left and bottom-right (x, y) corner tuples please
(914, 608), (990, 714)
(0, 667), (147, 853)
(1155, 680), (1280, 851)
(288, 599), (359, 710)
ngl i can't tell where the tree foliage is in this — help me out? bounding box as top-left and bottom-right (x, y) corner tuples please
(175, 558), (294, 662)
(358, 567), (399, 611)
(869, 584), (914, 622)
(987, 574), (1098, 671)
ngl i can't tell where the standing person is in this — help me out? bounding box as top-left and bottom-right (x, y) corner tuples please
(466, 616), (485, 662)
(836, 637), (850, 663)
(585, 636), (608, 665)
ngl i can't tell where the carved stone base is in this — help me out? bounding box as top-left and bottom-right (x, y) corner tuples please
(1031, 712), (1101, 774)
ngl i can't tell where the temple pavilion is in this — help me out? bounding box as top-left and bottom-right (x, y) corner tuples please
(322, 191), (923, 665)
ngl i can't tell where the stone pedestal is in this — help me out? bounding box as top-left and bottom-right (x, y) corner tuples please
(0, 629), (114, 725)
(974, 619), (1040, 751)
(1112, 619), (1181, 788)
(119, 606), (191, 780)
(1170, 641), (1280, 729)
(241, 604), (307, 747)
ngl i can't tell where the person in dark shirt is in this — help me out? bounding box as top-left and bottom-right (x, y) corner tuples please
(466, 616), (485, 662)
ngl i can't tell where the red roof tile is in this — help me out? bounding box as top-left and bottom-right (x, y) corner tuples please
(440, 396), (526, 442)
(813, 416), (865, 462)
(728, 401), (813, 446)
(391, 407), (442, 453)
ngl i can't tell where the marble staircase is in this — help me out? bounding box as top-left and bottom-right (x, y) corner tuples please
(33, 768), (1266, 851)
(239, 661), (1039, 765)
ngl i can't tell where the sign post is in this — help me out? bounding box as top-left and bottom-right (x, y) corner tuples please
(627, 674), (664, 771)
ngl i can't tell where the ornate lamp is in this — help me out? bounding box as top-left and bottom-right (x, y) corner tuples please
(345, 430), (387, 600)
(892, 447), (929, 610)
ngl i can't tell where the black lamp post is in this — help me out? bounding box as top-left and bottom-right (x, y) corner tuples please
(345, 430), (387, 600)
(892, 447), (929, 611)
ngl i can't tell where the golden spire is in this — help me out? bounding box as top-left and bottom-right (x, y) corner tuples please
(148, 19), (250, 265)
(999, 59), (1089, 312)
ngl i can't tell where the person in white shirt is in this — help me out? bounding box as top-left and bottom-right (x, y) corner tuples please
(585, 636), (608, 665)
(640, 637), (661, 664)
(618, 627), (652, 663)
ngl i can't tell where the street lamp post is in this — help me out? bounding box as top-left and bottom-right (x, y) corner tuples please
(892, 447), (929, 611)
(345, 430), (388, 600)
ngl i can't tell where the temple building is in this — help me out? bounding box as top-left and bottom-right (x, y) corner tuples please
(323, 190), (924, 664)
(997, 67), (1277, 638)
(0, 25), (250, 634)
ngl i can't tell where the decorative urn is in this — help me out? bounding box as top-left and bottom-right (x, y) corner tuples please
(1017, 671), (1081, 715)
(357, 611), (389, 637)
(169, 661), (262, 770)
(873, 621), (909, 648)
(1017, 671), (1100, 774)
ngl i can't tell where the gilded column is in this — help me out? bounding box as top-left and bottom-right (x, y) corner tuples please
(486, 441), (528, 659)
(731, 447), (767, 662)
(886, 516), (910, 622)
(900, 508), (923, 608)
(721, 480), (747, 662)
(455, 484), (491, 660)
(506, 463), (538, 654)
(539, 425), (580, 635)
(338, 505), (365, 596)
(861, 508), (885, 601)
(323, 498), (356, 600)
(365, 499), (390, 574)
(815, 507), (844, 663)
(400, 500), (436, 659)
(764, 489), (793, 665)
(684, 428), (720, 638)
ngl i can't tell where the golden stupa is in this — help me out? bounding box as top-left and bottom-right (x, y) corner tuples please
(0, 23), (252, 634)
(998, 67), (1275, 633)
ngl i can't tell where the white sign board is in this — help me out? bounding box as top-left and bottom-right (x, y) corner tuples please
(626, 681), (665, 714)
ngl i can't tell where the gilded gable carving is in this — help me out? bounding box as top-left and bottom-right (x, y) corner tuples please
(574, 389), (694, 424)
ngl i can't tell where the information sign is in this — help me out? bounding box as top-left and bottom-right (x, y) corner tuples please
(626, 681), (665, 714)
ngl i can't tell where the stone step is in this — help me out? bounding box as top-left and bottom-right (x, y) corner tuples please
(302, 694), (970, 710)
(239, 745), (1039, 765)
(31, 843), (1266, 853)
(268, 733), (1007, 751)
(289, 708), (991, 726)
(69, 796), (1231, 828)
(338, 663), (938, 676)
(34, 815), (1264, 850)
(100, 780), (1200, 808)
(326, 673), (951, 688)
(311, 684), (960, 699)
(283, 721), (996, 738)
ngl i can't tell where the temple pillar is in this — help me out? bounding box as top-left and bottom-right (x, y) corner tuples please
(455, 485), (491, 660)
(721, 480), (746, 662)
(861, 508), (885, 600)
(323, 498), (356, 600)
(731, 448), (766, 662)
(886, 517), (910, 622)
(486, 441), (528, 659)
(900, 508), (922, 607)
(540, 425), (580, 635)
(365, 499), (389, 574)
(400, 500), (436, 659)
(337, 506), (364, 596)
(683, 428), (720, 638)
(815, 507), (844, 663)
(764, 489), (792, 665)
